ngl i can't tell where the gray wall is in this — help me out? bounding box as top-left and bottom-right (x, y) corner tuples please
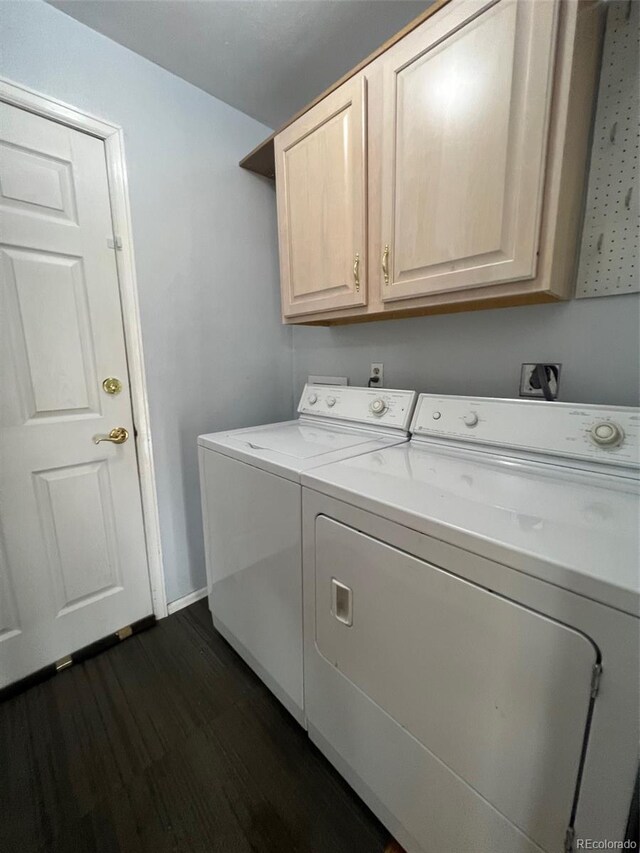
(1, 0), (293, 603)
(292, 294), (640, 406)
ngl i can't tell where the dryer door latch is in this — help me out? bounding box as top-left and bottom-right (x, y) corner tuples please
(331, 578), (353, 627)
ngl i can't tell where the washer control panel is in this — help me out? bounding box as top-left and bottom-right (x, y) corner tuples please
(298, 384), (416, 431)
(411, 394), (640, 468)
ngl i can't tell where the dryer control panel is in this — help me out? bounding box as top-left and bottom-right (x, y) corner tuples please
(411, 395), (640, 468)
(298, 385), (416, 432)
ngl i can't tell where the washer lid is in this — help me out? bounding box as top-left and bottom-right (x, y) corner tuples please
(225, 423), (385, 459)
(302, 442), (640, 615)
(198, 420), (408, 481)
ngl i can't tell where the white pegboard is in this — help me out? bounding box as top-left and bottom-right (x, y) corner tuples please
(576, 0), (639, 299)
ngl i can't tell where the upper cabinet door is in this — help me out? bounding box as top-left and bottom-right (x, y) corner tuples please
(275, 77), (367, 318)
(379, 0), (558, 303)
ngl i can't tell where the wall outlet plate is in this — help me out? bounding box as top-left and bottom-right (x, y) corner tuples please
(369, 363), (384, 387)
(520, 363), (561, 399)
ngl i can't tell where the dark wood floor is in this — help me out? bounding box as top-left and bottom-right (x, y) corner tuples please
(1, 600), (389, 853)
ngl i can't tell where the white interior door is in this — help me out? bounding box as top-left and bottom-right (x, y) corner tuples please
(0, 102), (153, 688)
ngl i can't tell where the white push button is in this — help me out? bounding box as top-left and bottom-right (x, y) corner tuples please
(595, 424), (614, 439)
(432, 411), (442, 420)
(590, 420), (624, 447)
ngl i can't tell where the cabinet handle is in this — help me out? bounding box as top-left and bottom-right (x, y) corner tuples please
(353, 253), (360, 292)
(382, 244), (390, 285)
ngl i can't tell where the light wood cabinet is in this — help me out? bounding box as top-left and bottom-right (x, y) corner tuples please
(272, 0), (603, 325)
(379, 0), (557, 301)
(274, 76), (367, 318)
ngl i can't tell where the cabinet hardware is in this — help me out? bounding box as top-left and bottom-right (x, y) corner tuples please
(382, 244), (390, 285)
(353, 253), (360, 292)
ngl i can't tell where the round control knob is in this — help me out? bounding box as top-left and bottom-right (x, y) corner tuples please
(463, 412), (479, 427)
(432, 411), (442, 420)
(370, 398), (387, 416)
(326, 396), (336, 408)
(308, 393), (318, 405)
(589, 420), (624, 447)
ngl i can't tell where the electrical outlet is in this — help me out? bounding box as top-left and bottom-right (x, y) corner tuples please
(520, 363), (561, 399)
(369, 363), (384, 387)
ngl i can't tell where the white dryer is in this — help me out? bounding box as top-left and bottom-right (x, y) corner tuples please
(198, 384), (416, 724)
(301, 394), (639, 853)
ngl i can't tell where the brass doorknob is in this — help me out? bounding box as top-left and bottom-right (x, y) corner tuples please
(93, 427), (129, 445)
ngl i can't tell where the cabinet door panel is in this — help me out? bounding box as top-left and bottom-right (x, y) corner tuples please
(275, 77), (367, 317)
(380, 0), (558, 302)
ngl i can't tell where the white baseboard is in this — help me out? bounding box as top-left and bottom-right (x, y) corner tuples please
(166, 586), (208, 616)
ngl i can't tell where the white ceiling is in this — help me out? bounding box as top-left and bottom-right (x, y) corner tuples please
(48, 0), (431, 129)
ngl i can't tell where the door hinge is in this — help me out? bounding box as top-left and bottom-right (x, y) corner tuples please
(564, 826), (575, 853)
(55, 654), (73, 672)
(116, 624), (133, 641)
(107, 235), (123, 250)
(591, 662), (603, 698)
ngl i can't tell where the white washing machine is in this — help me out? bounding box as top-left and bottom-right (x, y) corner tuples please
(301, 394), (639, 853)
(198, 384), (416, 724)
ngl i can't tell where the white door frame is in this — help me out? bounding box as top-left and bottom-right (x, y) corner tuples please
(0, 77), (168, 618)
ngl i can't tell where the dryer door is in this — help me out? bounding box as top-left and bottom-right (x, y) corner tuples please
(310, 516), (598, 853)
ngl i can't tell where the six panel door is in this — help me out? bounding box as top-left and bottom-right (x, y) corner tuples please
(275, 75), (367, 317)
(378, 0), (558, 302)
(0, 102), (153, 687)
